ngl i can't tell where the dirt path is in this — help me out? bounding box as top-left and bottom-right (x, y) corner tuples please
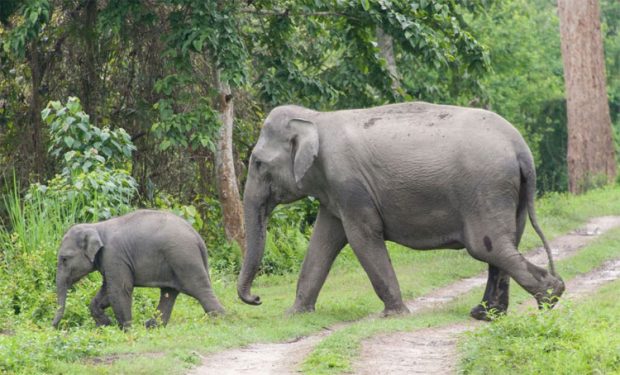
(189, 216), (620, 375)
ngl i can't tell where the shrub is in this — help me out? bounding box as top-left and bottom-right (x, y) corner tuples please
(32, 97), (137, 221)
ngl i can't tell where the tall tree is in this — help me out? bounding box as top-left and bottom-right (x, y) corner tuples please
(557, 0), (616, 194)
(215, 69), (246, 256)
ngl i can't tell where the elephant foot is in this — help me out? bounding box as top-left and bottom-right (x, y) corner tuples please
(381, 303), (410, 317)
(470, 304), (507, 321)
(94, 315), (113, 327)
(286, 304), (315, 315)
(145, 318), (159, 329)
(535, 277), (565, 310)
(206, 307), (226, 317)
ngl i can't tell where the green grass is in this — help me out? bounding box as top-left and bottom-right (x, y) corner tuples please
(2, 186), (620, 373)
(460, 283), (620, 374)
(302, 227), (620, 375)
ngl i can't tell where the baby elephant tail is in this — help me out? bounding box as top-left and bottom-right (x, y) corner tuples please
(519, 153), (558, 278)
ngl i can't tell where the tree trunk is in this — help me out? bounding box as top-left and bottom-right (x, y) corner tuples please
(214, 70), (246, 257)
(28, 37), (46, 179)
(376, 27), (401, 95)
(557, 0), (616, 194)
(80, 0), (98, 123)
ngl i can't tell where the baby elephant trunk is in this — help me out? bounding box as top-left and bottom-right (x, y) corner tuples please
(52, 274), (68, 328)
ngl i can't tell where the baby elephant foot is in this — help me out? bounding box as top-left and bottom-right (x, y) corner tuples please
(535, 277), (566, 310)
(94, 316), (113, 327)
(470, 304), (507, 321)
(382, 303), (410, 317)
(286, 303), (315, 316)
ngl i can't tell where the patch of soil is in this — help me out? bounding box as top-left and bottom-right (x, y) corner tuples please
(87, 351), (164, 366)
(189, 216), (620, 375)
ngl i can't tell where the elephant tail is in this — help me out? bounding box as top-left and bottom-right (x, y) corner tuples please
(197, 237), (211, 275)
(519, 153), (558, 277)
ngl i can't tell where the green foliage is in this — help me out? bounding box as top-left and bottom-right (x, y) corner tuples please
(0, 184), (80, 329)
(0, 0), (51, 58)
(43, 97), (135, 172)
(251, 0), (489, 109)
(468, 0), (567, 192)
(0, 325), (124, 373)
(460, 285), (620, 374)
(152, 97), (219, 152)
(31, 97), (137, 221)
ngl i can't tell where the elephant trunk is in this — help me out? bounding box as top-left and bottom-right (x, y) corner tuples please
(52, 272), (68, 328)
(237, 180), (272, 305)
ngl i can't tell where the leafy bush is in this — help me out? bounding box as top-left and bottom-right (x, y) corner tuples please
(31, 97), (137, 221)
(261, 198), (318, 275)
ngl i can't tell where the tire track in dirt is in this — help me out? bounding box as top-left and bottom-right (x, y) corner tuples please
(189, 216), (620, 375)
(354, 218), (620, 375)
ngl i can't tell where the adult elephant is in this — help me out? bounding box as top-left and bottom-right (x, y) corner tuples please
(237, 102), (565, 320)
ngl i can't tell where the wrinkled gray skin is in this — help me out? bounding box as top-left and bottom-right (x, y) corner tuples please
(52, 210), (224, 329)
(238, 102), (565, 320)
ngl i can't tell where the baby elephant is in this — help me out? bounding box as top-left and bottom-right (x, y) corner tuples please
(52, 210), (225, 329)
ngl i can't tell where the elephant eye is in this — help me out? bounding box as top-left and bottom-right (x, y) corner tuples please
(60, 256), (67, 264)
(254, 158), (262, 169)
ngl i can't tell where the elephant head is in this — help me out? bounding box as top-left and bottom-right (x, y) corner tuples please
(238, 106), (319, 305)
(52, 225), (103, 328)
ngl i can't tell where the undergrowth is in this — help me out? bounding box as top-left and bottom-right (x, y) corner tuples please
(460, 281), (620, 374)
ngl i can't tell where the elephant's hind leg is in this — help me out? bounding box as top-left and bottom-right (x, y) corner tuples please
(177, 267), (225, 316)
(470, 264), (510, 321)
(89, 285), (112, 326)
(466, 234), (564, 314)
(289, 207), (348, 314)
(146, 287), (179, 328)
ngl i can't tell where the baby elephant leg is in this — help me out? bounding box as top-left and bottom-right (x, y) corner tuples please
(146, 288), (179, 328)
(89, 286), (112, 327)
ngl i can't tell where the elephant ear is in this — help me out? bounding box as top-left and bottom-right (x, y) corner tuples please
(288, 118), (319, 187)
(81, 228), (103, 263)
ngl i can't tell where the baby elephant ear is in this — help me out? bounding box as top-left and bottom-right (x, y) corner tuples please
(82, 228), (103, 263)
(288, 118), (319, 187)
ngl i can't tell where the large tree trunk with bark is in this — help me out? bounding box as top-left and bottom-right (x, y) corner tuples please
(215, 71), (246, 257)
(558, 0), (616, 194)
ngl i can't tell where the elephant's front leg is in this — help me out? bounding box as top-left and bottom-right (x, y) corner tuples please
(342, 210), (409, 316)
(106, 272), (134, 330)
(89, 285), (112, 327)
(289, 207), (348, 314)
(470, 264), (510, 321)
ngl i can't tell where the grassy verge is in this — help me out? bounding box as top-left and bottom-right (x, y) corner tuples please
(2, 187), (620, 374)
(460, 283), (620, 374)
(301, 227), (620, 374)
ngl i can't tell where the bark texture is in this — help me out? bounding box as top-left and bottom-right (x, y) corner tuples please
(215, 71), (246, 257)
(558, 0), (616, 194)
(376, 27), (401, 94)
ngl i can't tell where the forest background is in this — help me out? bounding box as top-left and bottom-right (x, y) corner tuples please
(0, 0), (619, 345)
